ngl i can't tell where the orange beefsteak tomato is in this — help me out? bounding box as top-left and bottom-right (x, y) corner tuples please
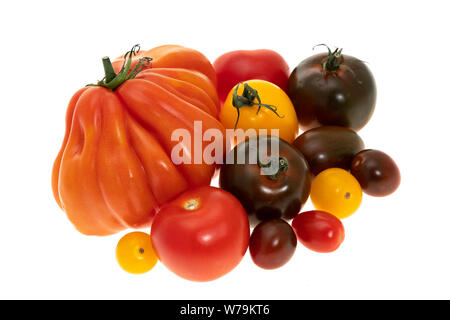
(52, 45), (225, 236)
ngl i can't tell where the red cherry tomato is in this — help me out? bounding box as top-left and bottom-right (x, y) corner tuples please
(214, 49), (290, 104)
(151, 186), (250, 282)
(292, 210), (345, 253)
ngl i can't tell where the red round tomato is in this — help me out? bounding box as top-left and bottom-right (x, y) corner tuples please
(150, 186), (250, 282)
(214, 49), (290, 104)
(291, 210), (345, 253)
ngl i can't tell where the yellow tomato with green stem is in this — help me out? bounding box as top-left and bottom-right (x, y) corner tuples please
(310, 168), (362, 219)
(220, 80), (298, 143)
(116, 231), (158, 274)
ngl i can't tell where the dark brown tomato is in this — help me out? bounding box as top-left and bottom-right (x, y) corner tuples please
(219, 136), (312, 227)
(293, 126), (365, 176)
(249, 219), (297, 269)
(351, 149), (401, 197)
(287, 49), (376, 131)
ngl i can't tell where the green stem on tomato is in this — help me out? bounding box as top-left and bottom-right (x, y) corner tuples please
(258, 156), (289, 180)
(232, 82), (284, 129)
(313, 44), (344, 72)
(88, 44), (152, 91)
(313, 44), (362, 84)
(102, 57), (117, 83)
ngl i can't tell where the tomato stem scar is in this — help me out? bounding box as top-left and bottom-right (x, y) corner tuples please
(183, 199), (200, 211)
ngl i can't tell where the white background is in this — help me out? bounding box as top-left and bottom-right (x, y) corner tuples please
(0, 0), (449, 299)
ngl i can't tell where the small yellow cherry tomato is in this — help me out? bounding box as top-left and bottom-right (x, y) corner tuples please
(310, 168), (362, 219)
(220, 80), (298, 144)
(116, 231), (158, 274)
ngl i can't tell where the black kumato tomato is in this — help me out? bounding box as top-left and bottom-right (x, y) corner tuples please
(219, 136), (312, 227)
(293, 126), (365, 176)
(249, 219), (297, 269)
(287, 45), (376, 131)
(351, 149), (401, 197)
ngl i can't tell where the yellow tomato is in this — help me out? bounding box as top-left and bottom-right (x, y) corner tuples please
(116, 231), (158, 274)
(310, 168), (362, 219)
(220, 80), (298, 143)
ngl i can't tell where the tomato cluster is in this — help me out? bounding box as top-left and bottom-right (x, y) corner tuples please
(52, 44), (400, 280)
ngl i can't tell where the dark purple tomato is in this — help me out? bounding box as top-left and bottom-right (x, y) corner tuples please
(351, 149), (400, 197)
(292, 126), (365, 176)
(287, 46), (376, 131)
(249, 219), (297, 269)
(219, 136), (312, 227)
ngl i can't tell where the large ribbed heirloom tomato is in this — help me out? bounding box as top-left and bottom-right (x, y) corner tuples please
(52, 45), (225, 236)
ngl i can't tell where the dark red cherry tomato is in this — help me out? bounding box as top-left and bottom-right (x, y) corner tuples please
(214, 49), (290, 105)
(351, 149), (401, 197)
(219, 136), (312, 227)
(292, 126), (365, 176)
(151, 186), (249, 282)
(292, 210), (345, 253)
(249, 219), (297, 269)
(287, 45), (376, 131)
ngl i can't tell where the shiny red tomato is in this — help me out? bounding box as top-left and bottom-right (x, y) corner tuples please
(214, 49), (290, 104)
(150, 186), (250, 282)
(291, 210), (345, 253)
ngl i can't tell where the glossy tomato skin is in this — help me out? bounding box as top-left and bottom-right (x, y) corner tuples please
(351, 149), (401, 197)
(52, 45), (223, 236)
(219, 136), (312, 227)
(293, 126), (365, 176)
(310, 168), (362, 219)
(250, 219), (297, 269)
(112, 44), (218, 88)
(220, 80), (299, 144)
(214, 49), (290, 105)
(287, 53), (376, 131)
(292, 211), (345, 253)
(150, 186), (249, 282)
(115, 232), (158, 274)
